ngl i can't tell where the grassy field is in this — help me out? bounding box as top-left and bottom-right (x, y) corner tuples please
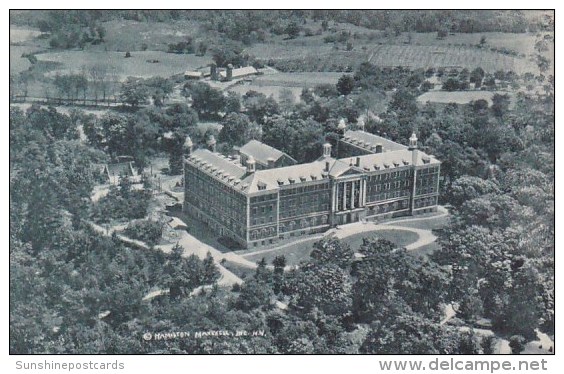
(247, 29), (550, 75)
(35, 50), (211, 80)
(9, 26), (42, 44)
(244, 228), (418, 266)
(228, 72), (343, 101)
(253, 72), (343, 87)
(99, 19), (207, 52)
(417, 90), (506, 106)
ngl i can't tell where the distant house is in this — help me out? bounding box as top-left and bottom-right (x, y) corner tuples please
(184, 70), (203, 80)
(103, 161), (136, 185)
(210, 63), (259, 82)
(219, 66), (258, 81)
(239, 139), (297, 170)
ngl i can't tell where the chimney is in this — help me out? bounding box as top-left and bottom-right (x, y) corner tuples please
(322, 142), (332, 158)
(337, 118), (347, 135)
(355, 156), (360, 167)
(408, 132), (418, 166)
(375, 143), (383, 153)
(210, 63), (218, 81)
(207, 135), (217, 152)
(183, 136), (193, 156)
(226, 64), (233, 81)
(246, 156), (256, 174)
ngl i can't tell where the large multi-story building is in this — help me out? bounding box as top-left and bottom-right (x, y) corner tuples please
(183, 130), (440, 248)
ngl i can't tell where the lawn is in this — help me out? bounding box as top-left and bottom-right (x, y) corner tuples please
(97, 19), (208, 53)
(243, 228), (419, 266)
(10, 27), (43, 44)
(35, 50), (211, 80)
(228, 72), (343, 101)
(417, 90), (514, 106)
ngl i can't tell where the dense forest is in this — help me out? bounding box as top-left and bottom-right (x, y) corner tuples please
(10, 10), (554, 354)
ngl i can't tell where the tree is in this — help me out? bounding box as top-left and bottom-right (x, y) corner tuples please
(470, 67), (485, 88)
(492, 94), (510, 118)
(197, 42), (208, 56)
(509, 335), (526, 354)
(272, 255), (286, 294)
(443, 78), (460, 91)
(235, 279), (272, 312)
(167, 132), (184, 175)
(288, 263), (352, 316)
(224, 91), (241, 113)
(277, 88), (295, 114)
(144, 76), (173, 107)
(447, 176), (500, 208)
(336, 74), (355, 95)
(286, 22), (300, 39)
(262, 116), (324, 163)
(310, 237), (354, 269)
(243, 92), (280, 125)
(184, 82), (225, 120)
(218, 112), (254, 146)
(120, 78), (149, 108)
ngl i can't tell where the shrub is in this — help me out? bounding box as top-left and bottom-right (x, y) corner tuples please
(124, 219), (163, 246)
(92, 186), (152, 223)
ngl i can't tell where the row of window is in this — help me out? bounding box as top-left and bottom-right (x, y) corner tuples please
(418, 166), (440, 175)
(367, 170), (411, 182)
(416, 186), (438, 195)
(250, 193), (277, 203)
(279, 215), (329, 232)
(367, 199), (409, 215)
(280, 204), (330, 219)
(280, 183), (330, 196)
(366, 190), (411, 202)
(414, 196), (438, 209)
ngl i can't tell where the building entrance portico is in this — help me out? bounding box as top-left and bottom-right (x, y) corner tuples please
(331, 175), (366, 226)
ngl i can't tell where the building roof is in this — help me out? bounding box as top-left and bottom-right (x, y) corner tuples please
(343, 130), (407, 152)
(244, 158), (336, 193)
(239, 140), (296, 166)
(184, 71), (203, 78)
(219, 66), (258, 79)
(345, 149), (440, 171)
(189, 148), (247, 179)
(188, 146), (439, 195)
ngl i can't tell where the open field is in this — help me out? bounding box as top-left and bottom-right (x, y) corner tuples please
(228, 72), (343, 101)
(253, 72), (343, 87)
(247, 29), (550, 74)
(10, 27), (43, 44)
(367, 44), (535, 74)
(417, 90), (513, 106)
(99, 19), (208, 52)
(35, 50), (211, 80)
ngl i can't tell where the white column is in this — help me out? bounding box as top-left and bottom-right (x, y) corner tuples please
(360, 179), (365, 206)
(331, 183), (336, 212)
(342, 182), (347, 210)
(350, 181), (355, 209)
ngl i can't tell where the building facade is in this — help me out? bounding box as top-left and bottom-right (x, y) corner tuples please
(183, 130), (440, 248)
